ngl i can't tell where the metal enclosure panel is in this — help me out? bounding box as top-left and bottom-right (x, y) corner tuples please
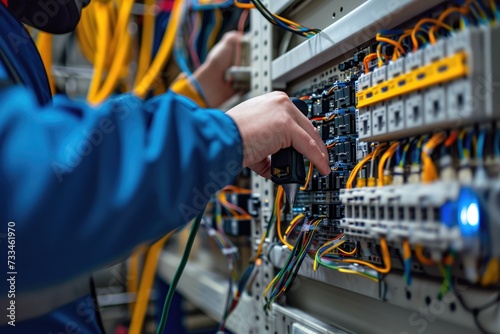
(272, 0), (447, 86)
(157, 252), (257, 333)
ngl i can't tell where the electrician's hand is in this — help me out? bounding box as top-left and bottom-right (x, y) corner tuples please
(194, 31), (242, 108)
(227, 92), (331, 179)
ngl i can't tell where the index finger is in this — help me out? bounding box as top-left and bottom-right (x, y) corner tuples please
(289, 122), (331, 175)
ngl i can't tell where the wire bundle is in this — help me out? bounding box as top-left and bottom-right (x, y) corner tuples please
(264, 217), (322, 310)
(249, 0), (320, 38)
(364, 0), (499, 71)
(217, 186), (284, 331)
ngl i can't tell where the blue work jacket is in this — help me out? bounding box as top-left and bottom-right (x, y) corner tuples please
(0, 3), (242, 332)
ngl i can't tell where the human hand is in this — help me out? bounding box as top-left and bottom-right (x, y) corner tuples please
(226, 92), (331, 179)
(194, 31), (243, 108)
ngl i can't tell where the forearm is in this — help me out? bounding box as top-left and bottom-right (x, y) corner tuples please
(0, 86), (242, 292)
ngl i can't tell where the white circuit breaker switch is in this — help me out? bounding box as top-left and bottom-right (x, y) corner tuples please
(388, 96), (405, 133)
(357, 109), (372, 140)
(405, 92), (424, 129)
(424, 38), (447, 64)
(404, 50), (425, 130)
(446, 27), (485, 123)
(357, 72), (372, 92)
(387, 58), (405, 79)
(405, 49), (424, 72)
(482, 23), (500, 119)
(372, 102), (388, 136)
(356, 139), (369, 160)
(372, 65), (387, 85)
(423, 39), (447, 125)
(424, 84), (447, 123)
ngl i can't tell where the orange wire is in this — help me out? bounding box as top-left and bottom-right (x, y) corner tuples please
(411, 18), (453, 51)
(300, 161), (313, 191)
(376, 34), (406, 57)
(234, 0), (254, 9)
(222, 185), (252, 194)
(363, 53), (378, 74)
(445, 130), (459, 147)
(415, 245), (436, 265)
(428, 6), (469, 44)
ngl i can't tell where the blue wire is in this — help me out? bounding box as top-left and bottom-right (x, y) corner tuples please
(465, 130), (475, 157)
(477, 128), (487, 159)
(494, 128), (500, 158)
(200, 10), (215, 63)
(379, 29), (405, 35)
(191, 0), (233, 10)
(475, 0), (492, 22)
(458, 132), (465, 160)
(404, 259), (412, 286)
(470, 4), (489, 24)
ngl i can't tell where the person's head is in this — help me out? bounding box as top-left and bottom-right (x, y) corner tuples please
(5, 0), (90, 34)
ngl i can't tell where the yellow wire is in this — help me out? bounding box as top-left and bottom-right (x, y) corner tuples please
(36, 32), (56, 95)
(422, 132), (446, 183)
(107, 0), (134, 67)
(218, 192), (239, 216)
(253, 186), (284, 262)
(378, 142), (399, 186)
(376, 43), (384, 68)
(415, 244), (436, 266)
(234, 0), (254, 8)
(129, 230), (176, 334)
(346, 151), (375, 189)
(91, 0), (134, 104)
(338, 268), (380, 283)
(394, 31), (412, 59)
(222, 185), (253, 194)
(87, 1), (110, 101)
(428, 5), (470, 44)
(281, 213), (304, 250)
(363, 53), (379, 74)
(127, 245), (148, 314)
(207, 8), (223, 50)
(376, 34), (406, 62)
(314, 240), (378, 282)
(300, 161), (313, 191)
(104, 1), (118, 69)
(263, 271), (280, 300)
(338, 247), (357, 256)
(76, 1), (97, 63)
(403, 240), (411, 260)
(411, 18), (453, 51)
(134, 0), (186, 99)
(342, 238), (392, 274)
(135, 0), (156, 87)
(313, 239), (345, 271)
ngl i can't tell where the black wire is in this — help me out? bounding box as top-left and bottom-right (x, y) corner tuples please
(249, 0), (320, 36)
(452, 283), (500, 334)
(378, 274), (388, 301)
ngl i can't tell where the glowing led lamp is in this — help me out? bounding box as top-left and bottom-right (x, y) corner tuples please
(456, 187), (481, 237)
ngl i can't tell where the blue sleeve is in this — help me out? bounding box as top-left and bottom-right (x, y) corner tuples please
(0, 86), (243, 292)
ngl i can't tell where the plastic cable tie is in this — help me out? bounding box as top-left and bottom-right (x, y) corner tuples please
(222, 247), (238, 256)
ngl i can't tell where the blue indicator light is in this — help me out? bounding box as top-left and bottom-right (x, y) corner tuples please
(440, 187), (482, 237)
(456, 187), (481, 237)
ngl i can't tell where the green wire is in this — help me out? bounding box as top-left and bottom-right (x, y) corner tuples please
(156, 211), (204, 334)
